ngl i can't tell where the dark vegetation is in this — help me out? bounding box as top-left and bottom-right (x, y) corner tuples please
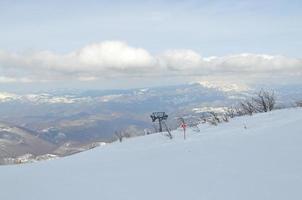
(202, 89), (276, 126)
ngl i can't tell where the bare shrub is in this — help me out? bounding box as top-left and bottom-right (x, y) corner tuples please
(235, 106), (245, 116)
(225, 107), (237, 118)
(240, 100), (256, 115)
(296, 101), (302, 107)
(114, 131), (124, 142)
(177, 117), (185, 125)
(207, 118), (218, 126)
(252, 89), (276, 112)
(206, 112), (221, 126)
(240, 89), (276, 115)
(222, 114), (229, 122)
(209, 112), (221, 122)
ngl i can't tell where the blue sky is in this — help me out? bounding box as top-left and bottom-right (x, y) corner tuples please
(0, 0), (301, 91)
(1, 0), (301, 56)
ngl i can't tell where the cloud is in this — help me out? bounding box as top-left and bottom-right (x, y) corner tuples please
(208, 54), (302, 73)
(0, 41), (158, 78)
(0, 76), (33, 83)
(159, 49), (203, 70)
(0, 41), (301, 84)
(76, 41), (156, 71)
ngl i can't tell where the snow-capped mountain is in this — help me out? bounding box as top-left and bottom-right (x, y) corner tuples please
(0, 92), (19, 102)
(0, 92), (93, 104)
(197, 80), (250, 92)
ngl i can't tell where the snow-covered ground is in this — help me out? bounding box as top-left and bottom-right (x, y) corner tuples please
(0, 108), (302, 200)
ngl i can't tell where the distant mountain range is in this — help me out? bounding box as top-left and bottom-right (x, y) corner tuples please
(0, 82), (301, 164)
(0, 122), (56, 164)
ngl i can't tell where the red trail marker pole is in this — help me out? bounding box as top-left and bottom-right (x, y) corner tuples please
(181, 123), (187, 140)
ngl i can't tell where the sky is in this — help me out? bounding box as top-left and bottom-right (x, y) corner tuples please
(0, 0), (301, 92)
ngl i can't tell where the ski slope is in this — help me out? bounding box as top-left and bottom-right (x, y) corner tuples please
(0, 108), (302, 200)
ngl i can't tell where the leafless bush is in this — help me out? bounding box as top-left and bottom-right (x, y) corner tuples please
(235, 107), (245, 116)
(177, 116), (201, 132)
(240, 100), (256, 115)
(123, 131), (132, 138)
(207, 118), (218, 126)
(225, 107), (237, 118)
(114, 131), (124, 142)
(296, 101), (302, 107)
(252, 89), (275, 112)
(226, 106), (247, 117)
(177, 117), (185, 125)
(201, 118), (207, 124)
(240, 89), (276, 115)
(209, 112), (221, 122)
(222, 114), (229, 122)
(206, 112), (221, 126)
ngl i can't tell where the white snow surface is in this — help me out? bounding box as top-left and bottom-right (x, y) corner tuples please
(1, 108), (302, 200)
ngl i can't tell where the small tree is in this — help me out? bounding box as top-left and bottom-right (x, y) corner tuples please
(114, 131), (123, 142)
(240, 89), (276, 115)
(240, 100), (256, 115)
(252, 89), (275, 112)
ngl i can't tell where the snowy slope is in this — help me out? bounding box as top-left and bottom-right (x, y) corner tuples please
(0, 108), (302, 200)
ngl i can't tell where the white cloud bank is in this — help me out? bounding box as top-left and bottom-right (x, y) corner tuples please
(0, 41), (301, 84)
